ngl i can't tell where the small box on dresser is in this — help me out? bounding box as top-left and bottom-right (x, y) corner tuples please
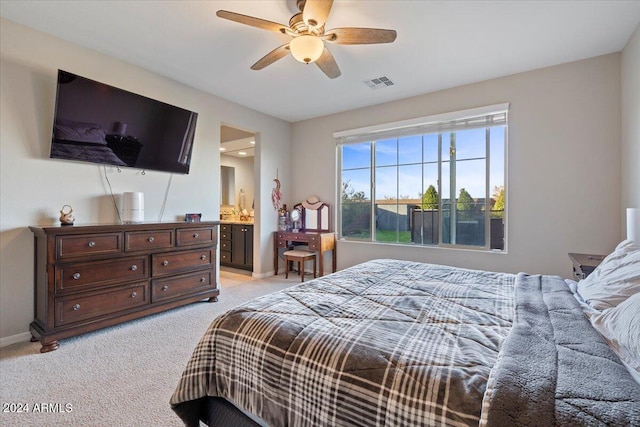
(29, 221), (220, 353)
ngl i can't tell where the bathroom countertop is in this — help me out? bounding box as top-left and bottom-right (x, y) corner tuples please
(220, 219), (254, 225)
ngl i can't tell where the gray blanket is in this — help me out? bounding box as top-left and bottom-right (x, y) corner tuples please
(483, 273), (640, 426)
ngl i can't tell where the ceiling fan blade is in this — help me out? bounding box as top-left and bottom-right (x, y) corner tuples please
(302, 0), (334, 28)
(217, 10), (290, 34)
(325, 28), (397, 45)
(251, 44), (291, 70)
(315, 47), (341, 79)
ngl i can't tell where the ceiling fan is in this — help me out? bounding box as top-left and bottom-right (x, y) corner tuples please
(216, 0), (397, 79)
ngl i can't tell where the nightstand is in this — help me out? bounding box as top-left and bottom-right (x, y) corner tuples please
(568, 253), (606, 280)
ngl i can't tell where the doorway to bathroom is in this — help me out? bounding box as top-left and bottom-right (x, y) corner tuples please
(220, 125), (256, 274)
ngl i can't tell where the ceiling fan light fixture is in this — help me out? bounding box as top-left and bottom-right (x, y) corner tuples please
(289, 35), (324, 64)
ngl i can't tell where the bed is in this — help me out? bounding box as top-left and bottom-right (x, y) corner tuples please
(50, 119), (127, 166)
(171, 242), (640, 426)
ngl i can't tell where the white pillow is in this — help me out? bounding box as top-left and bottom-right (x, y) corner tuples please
(577, 240), (640, 310)
(590, 292), (640, 377)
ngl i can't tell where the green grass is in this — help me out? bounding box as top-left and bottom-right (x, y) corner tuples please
(376, 230), (412, 243)
(343, 229), (413, 243)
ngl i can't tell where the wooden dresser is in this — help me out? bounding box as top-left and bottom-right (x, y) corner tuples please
(29, 221), (220, 353)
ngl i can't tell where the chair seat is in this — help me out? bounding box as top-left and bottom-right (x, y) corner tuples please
(283, 250), (317, 282)
(283, 249), (316, 258)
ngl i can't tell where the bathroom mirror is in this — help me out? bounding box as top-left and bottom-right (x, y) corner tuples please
(220, 166), (235, 206)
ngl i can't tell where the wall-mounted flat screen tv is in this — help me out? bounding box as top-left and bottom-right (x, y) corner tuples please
(50, 70), (198, 174)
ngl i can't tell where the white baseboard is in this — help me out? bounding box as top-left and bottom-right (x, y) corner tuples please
(0, 331), (32, 348)
(252, 271), (275, 279)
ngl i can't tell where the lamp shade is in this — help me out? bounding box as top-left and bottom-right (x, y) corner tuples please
(289, 35), (324, 64)
(627, 208), (640, 242)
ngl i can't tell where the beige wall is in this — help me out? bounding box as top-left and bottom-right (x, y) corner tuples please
(622, 24), (640, 223)
(0, 19), (291, 343)
(291, 53), (623, 277)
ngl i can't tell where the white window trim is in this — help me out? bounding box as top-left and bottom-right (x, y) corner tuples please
(334, 103), (509, 143)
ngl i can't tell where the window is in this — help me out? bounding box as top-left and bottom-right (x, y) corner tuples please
(336, 104), (507, 251)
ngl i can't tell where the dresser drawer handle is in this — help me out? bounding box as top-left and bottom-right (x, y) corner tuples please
(130, 265), (138, 271)
(162, 260), (169, 266)
(131, 292), (137, 298)
(200, 277), (206, 283)
(200, 255), (207, 260)
(162, 285), (169, 291)
(73, 273), (81, 280)
(73, 304), (80, 311)
(193, 233), (199, 239)
(87, 241), (96, 248)
(148, 236), (155, 243)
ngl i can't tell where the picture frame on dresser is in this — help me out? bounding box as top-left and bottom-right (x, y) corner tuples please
(185, 213), (202, 223)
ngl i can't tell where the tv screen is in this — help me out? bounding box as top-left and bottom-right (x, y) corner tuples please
(50, 70), (198, 174)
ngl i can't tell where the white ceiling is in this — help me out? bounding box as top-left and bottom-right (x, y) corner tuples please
(1, 1), (639, 122)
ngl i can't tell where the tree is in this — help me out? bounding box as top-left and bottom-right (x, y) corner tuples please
(492, 185), (505, 212)
(342, 180), (367, 202)
(421, 185), (438, 210)
(457, 188), (475, 219)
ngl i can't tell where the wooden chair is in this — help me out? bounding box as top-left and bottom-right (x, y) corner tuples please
(283, 249), (317, 282)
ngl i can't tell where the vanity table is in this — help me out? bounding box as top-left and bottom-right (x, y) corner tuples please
(274, 197), (336, 277)
(274, 231), (336, 277)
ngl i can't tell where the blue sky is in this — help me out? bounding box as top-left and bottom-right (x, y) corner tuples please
(342, 126), (505, 202)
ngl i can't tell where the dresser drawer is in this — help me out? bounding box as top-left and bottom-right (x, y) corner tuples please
(220, 224), (231, 233)
(177, 227), (216, 247)
(276, 232), (307, 246)
(220, 251), (231, 264)
(56, 256), (148, 293)
(152, 270), (214, 303)
(220, 240), (231, 251)
(307, 235), (320, 250)
(56, 233), (122, 259)
(220, 231), (231, 241)
(125, 230), (173, 251)
(152, 248), (213, 277)
(55, 282), (148, 326)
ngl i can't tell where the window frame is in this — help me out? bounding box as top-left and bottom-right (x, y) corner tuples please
(335, 104), (508, 252)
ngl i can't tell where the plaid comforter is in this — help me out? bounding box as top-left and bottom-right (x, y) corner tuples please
(171, 259), (516, 426)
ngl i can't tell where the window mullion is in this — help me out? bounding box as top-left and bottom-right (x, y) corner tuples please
(449, 133), (457, 245)
(485, 127), (491, 249)
(370, 141), (376, 242)
(395, 138), (400, 243)
(437, 133), (442, 245)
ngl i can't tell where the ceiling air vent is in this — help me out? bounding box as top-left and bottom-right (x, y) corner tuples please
(363, 76), (395, 90)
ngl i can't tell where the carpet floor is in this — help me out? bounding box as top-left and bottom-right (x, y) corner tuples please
(0, 270), (295, 427)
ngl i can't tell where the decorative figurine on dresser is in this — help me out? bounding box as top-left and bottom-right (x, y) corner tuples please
(59, 205), (74, 225)
(29, 221), (220, 353)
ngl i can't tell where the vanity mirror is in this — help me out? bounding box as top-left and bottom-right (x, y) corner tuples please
(295, 196), (330, 232)
(290, 207), (302, 232)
